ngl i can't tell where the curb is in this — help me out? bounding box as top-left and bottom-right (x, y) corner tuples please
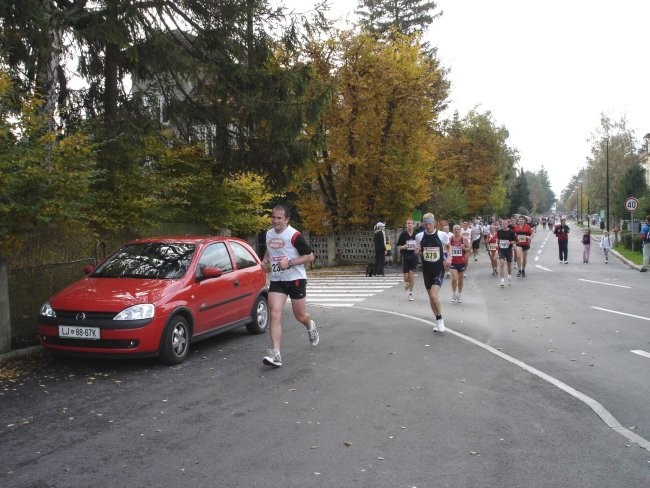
(0, 344), (43, 363)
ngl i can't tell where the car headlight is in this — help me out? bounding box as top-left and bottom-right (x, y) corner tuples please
(114, 304), (155, 320)
(40, 301), (56, 318)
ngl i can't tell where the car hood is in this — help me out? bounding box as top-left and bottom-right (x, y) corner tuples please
(49, 277), (184, 312)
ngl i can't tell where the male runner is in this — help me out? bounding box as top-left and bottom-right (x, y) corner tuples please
(397, 218), (418, 301)
(262, 205), (319, 367)
(497, 218), (517, 287)
(513, 215), (533, 277)
(415, 213), (451, 333)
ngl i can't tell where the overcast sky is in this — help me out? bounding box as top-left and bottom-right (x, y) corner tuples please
(284, 0), (650, 197)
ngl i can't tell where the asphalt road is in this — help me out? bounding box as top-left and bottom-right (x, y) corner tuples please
(1, 229), (649, 487)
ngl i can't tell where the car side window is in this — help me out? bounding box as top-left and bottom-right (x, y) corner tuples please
(230, 241), (258, 270)
(197, 243), (233, 275)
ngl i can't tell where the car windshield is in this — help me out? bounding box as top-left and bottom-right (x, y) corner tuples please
(92, 243), (196, 279)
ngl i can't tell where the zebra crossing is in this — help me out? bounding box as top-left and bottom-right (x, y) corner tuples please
(303, 274), (403, 307)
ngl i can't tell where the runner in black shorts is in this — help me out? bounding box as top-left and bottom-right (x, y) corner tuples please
(496, 219), (517, 288)
(397, 218), (418, 301)
(415, 213), (451, 333)
(268, 279), (307, 299)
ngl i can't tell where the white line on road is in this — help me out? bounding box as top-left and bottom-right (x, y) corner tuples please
(578, 279), (631, 289)
(535, 265), (553, 271)
(590, 306), (650, 321)
(631, 350), (650, 359)
(353, 305), (650, 452)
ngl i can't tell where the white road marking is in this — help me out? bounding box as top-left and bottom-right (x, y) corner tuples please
(631, 350), (650, 359)
(354, 305), (650, 452)
(578, 279), (631, 289)
(590, 306), (650, 321)
(535, 265), (553, 271)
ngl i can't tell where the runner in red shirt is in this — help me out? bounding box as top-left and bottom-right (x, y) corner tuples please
(487, 223), (499, 276)
(449, 224), (471, 303)
(513, 215), (533, 277)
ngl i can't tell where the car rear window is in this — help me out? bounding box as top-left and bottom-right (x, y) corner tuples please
(93, 243), (196, 279)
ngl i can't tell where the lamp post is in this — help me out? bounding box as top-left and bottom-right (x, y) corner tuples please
(606, 137), (610, 231)
(579, 182), (583, 224)
(586, 171), (590, 230)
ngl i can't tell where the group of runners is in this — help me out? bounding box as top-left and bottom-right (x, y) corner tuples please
(260, 206), (535, 368)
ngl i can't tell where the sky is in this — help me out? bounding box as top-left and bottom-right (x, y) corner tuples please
(283, 0), (650, 197)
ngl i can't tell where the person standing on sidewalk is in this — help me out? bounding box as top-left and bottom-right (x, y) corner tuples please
(415, 213), (451, 333)
(373, 222), (387, 277)
(554, 217), (570, 264)
(262, 205), (319, 367)
(600, 230), (612, 264)
(640, 215), (650, 272)
(397, 218), (418, 301)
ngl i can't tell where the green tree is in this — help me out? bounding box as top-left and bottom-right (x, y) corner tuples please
(509, 168), (531, 215)
(525, 167), (555, 214)
(355, 0), (441, 36)
(0, 71), (98, 352)
(434, 110), (518, 217)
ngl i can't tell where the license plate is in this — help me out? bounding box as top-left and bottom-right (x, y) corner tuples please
(59, 325), (100, 340)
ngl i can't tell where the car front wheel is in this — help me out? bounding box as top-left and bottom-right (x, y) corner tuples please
(246, 295), (269, 334)
(159, 316), (191, 365)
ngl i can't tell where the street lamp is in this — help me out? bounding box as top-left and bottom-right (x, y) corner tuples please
(606, 137), (610, 231)
(586, 170), (590, 229)
(579, 182), (583, 224)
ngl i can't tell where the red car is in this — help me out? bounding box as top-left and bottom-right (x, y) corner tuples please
(37, 236), (269, 364)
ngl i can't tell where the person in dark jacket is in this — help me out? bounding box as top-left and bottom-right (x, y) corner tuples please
(374, 222), (387, 277)
(553, 217), (570, 263)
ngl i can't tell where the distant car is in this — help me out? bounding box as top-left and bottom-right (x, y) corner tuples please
(37, 236), (268, 364)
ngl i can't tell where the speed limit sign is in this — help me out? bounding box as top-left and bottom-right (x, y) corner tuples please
(625, 196), (639, 212)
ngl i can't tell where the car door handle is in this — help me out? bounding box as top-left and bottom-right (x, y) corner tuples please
(234, 280), (239, 287)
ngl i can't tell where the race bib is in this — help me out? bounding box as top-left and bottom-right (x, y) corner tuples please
(499, 239), (510, 249)
(406, 239), (416, 250)
(422, 247), (441, 262)
(517, 234), (528, 243)
(451, 246), (463, 257)
(270, 256), (289, 277)
(488, 242), (497, 251)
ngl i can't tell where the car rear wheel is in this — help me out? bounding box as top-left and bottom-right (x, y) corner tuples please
(159, 316), (190, 365)
(246, 295), (269, 334)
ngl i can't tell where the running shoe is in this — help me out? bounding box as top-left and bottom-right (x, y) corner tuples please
(517, 270), (522, 278)
(500, 278), (505, 288)
(445, 272), (450, 278)
(507, 275), (512, 286)
(521, 269), (526, 277)
(263, 349), (282, 367)
(308, 320), (319, 346)
(564, 261), (568, 264)
(451, 293), (457, 303)
(456, 294), (462, 303)
(408, 292), (414, 301)
(433, 318), (446, 333)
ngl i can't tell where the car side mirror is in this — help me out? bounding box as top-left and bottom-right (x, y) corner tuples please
(83, 264), (95, 275)
(201, 266), (223, 280)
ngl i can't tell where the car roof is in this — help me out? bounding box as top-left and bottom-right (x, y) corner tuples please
(126, 236), (246, 246)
